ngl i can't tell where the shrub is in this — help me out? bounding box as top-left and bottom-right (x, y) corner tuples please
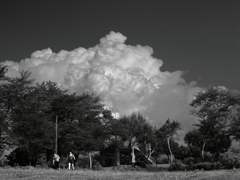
(182, 157), (202, 165)
(0, 158), (8, 167)
(92, 159), (103, 170)
(220, 158), (240, 169)
(194, 162), (212, 170)
(168, 161), (186, 171)
(75, 156), (89, 168)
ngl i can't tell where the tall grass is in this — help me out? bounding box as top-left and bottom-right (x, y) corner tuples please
(0, 168), (239, 180)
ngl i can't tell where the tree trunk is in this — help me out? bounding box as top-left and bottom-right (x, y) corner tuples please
(167, 137), (173, 164)
(148, 148), (155, 159)
(131, 146), (136, 164)
(88, 152), (92, 169)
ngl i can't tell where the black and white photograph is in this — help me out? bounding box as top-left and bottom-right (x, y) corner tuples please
(0, 0), (240, 179)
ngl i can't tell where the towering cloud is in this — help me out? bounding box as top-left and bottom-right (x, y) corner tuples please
(2, 31), (203, 136)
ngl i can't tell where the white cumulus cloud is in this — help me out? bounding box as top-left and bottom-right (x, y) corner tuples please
(2, 31), (203, 138)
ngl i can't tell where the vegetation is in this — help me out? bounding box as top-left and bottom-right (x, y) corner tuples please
(1, 168), (240, 180)
(188, 87), (239, 161)
(156, 119), (180, 164)
(0, 66), (240, 171)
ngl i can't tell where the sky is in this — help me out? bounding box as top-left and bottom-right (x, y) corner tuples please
(0, 0), (240, 139)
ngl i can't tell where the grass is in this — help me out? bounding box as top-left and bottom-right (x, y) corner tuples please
(0, 167), (240, 180)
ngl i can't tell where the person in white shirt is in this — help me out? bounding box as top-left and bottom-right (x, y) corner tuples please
(53, 153), (60, 169)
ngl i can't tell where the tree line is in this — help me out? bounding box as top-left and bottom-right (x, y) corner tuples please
(0, 64), (240, 168)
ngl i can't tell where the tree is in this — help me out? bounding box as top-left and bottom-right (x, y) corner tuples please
(190, 87), (239, 161)
(174, 145), (190, 161)
(185, 129), (207, 160)
(113, 112), (155, 163)
(0, 64), (8, 153)
(0, 69), (115, 167)
(10, 80), (66, 166)
(51, 92), (111, 169)
(0, 72), (71, 166)
(156, 119), (180, 164)
(229, 96), (240, 142)
(0, 64), (7, 79)
(0, 71), (35, 154)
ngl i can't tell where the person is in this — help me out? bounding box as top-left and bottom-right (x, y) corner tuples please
(53, 153), (60, 169)
(68, 152), (76, 170)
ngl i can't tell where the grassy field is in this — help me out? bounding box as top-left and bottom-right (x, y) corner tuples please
(0, 168), (240, 180)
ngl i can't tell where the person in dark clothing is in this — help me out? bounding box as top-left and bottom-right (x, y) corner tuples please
(53, 153), (60, 169)
(68, 152), (76, 170)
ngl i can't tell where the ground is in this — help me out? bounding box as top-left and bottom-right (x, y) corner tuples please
(1, 167), (240, 180)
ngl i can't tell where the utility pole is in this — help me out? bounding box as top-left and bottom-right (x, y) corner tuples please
(55, 115), (58, 154)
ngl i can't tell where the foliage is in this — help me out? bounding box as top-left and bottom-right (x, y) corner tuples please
(0, 70), (113, 167)
(219, 158), (240, 169)
(174, 145), (191, 161)
(0, 71), (35, 154)
(189, 87), (239, 161)
(0, 64), (7, 79)
(168, 161), (186, 171)
(75, 154), (102, 170)
(169, 157), (240, 171)
(116, 112), (155, 147)
(156, 119), (180, 163)
(229, 105), (240, 141)
(53, 92), (112, 157)
(2, 67), (240, 171)
(168, 160), (222, 171)
(192, 162), (221, 171)
(7, 148), (31, 166)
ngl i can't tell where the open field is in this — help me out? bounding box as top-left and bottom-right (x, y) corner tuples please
(1, 168), (240, 180)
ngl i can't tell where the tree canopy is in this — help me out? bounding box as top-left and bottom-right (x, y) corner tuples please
(188, 87), (240, 161)
(1, 67), (240, 168)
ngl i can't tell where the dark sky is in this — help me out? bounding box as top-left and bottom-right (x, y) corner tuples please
(1, 0), (240, 90)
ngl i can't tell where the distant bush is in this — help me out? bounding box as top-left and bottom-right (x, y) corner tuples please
(168, 161), (186, 171)
(156, 158), (169, 164)
(192, 162), (221, 171)
(75, 156), (89, 169)
(75, 154), (103, 170)
(168, 160), (222, 171)
(182, 157), (202, 165)
(220, 158), (240, 169)
(0, 158), (8, 167)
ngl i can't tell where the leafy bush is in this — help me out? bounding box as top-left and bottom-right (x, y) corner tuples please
(182, 157), (195, 166)
(168, 160), (222, 171)
(220, 158), (240, 169)
(75, 156), (89, 168)
(92, 159), (103, 170)
(182, 157), (202, 165)
(0, 158), (8, 167)
(168, 161), (186, 171)
(194, 162), (213, 170)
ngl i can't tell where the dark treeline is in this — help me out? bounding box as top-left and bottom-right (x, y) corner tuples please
(1, 64), (240, 169)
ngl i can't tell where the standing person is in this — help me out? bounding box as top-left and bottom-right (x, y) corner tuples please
(68, 152), (76, 170)
(53, 153), (60, 169)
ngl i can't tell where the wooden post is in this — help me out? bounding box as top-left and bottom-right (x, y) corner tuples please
(55, 115), (58, 154)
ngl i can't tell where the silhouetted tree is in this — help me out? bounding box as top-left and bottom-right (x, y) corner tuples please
(0, 64), (7, 79)
(156, 119), (180, 164)
(190, 87), (239, 161)
(111, 112), (155, 163)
